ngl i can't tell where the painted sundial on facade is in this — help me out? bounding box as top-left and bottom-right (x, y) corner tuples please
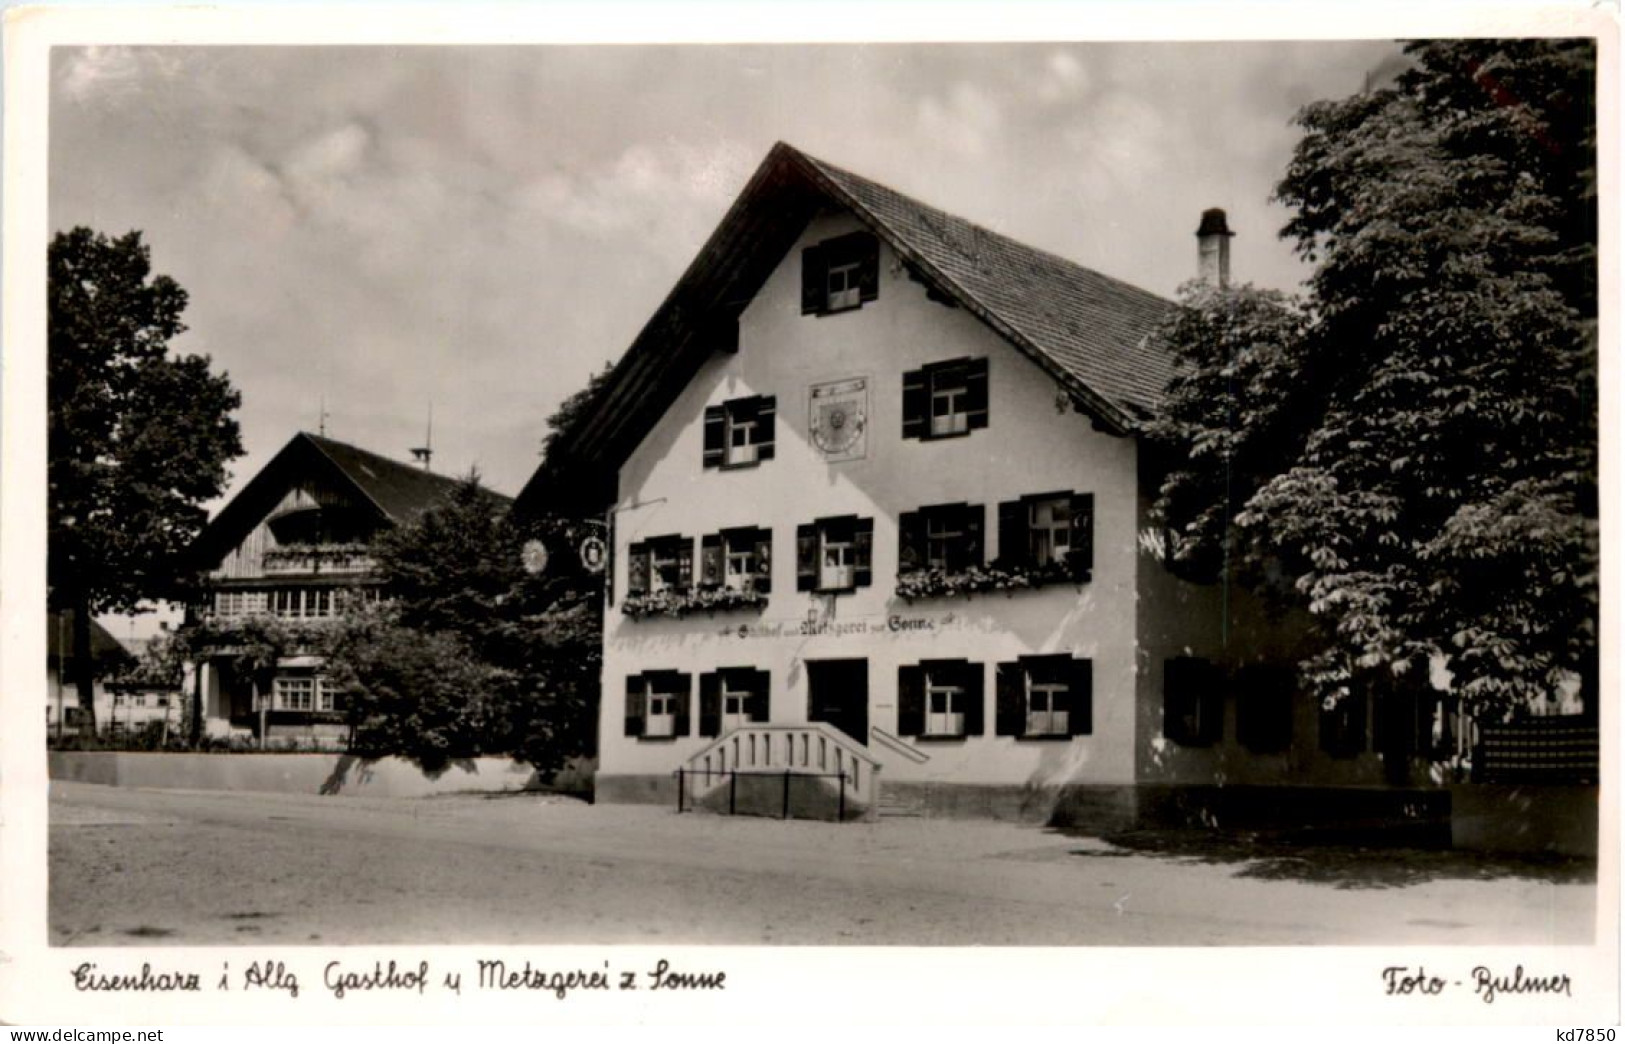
(808, 376), (869, 462)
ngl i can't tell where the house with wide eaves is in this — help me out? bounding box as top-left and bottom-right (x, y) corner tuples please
(518, 142), (1476, 826)
(185, 432), (508, 749)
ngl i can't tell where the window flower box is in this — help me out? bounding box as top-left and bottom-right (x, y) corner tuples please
(622, 584), (769, 620)
(895, 552), (1091, 603)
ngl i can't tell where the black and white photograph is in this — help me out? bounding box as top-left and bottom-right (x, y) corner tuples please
(1, 1), (1616, 1029)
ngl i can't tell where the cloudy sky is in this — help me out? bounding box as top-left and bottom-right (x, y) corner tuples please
(50, 40), (1404, 507)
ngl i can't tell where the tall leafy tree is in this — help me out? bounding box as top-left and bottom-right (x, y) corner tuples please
(49, 228), (243, 731)
(1151, 40), (1597, 722)
(324, 477), (600, 775)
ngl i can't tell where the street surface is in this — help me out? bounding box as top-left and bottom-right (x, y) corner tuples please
(48, 781), (1595, 946)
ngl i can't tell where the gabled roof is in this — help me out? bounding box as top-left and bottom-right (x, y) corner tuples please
(191, 432), (510, 569)
(46, 611), (130, 667)
(517, 142), (1175, 516)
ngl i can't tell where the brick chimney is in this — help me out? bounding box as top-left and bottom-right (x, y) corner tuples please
(1196, 208), (1234, 288)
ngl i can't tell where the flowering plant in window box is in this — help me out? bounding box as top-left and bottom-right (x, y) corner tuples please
(895, 553), (1091, 602)
(621, 585), (769, 619)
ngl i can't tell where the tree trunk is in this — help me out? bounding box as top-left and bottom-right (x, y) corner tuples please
(255, 679), (266, 749)
(72, 600), (97, 735)
(189, 658), (204, 747)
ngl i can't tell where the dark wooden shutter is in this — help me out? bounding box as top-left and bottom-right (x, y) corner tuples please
(753, 528), (773, 593)
(702, 405), (726, 468)
(963, 503), (985, 568)
(963, 662), (985, 736)
(1071, 492), (1095, 577)
(750, 670), (771, 722)
(964, 357), (990, 430)
(676, 537), (694, 592)
(1069, 658), (1093, 736)
(853, 517), (874, 587)
(627, 543), (650, 596)
(898, 511), (924, 573)
(856, 233), (880, 302)
(754, 397), (776, 461)
(700, 533), (723, 588)
(624, 675), (647, 737)
(897, 665), (925, 737)
(902, 368), (929, 439)
(672, 673), (692, 737)
(699, 672), (721, 737)
(796, 524), (817, 591)
(996, 662), (1024, 736)
(800, 244), (827, 315)
(997, 500), (1025, 566)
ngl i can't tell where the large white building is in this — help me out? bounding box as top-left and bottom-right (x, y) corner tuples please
(519, 143), (1460, 826)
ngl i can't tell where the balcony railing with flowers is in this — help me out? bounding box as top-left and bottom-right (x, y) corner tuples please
(262, 542), (374, 576)
(622, 583), (769, 620)
(895, 552), (1092, 603)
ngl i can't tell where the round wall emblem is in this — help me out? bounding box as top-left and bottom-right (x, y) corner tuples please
(579, 536), (607, 573)
(521, 539), (549, 575)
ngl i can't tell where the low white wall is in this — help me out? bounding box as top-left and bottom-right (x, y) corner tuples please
(46, 751), (582, 798)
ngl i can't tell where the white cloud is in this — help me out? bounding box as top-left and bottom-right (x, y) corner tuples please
(57, 46), (184, 105)
(917, 81), (1002, 159)
(1036, 49), (1091, 102)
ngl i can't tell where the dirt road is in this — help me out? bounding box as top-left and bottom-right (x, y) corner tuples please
(48, 781), (1595, 946)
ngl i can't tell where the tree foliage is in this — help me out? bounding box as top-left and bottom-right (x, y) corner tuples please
(323, 477), (601, 775)
(1150, 40), (1597, 719)
(49, 227), (244, 729)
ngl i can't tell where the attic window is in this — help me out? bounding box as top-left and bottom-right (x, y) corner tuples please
(801, 232), (880, 316)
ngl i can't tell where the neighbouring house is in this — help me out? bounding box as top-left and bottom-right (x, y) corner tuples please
(518, 142), (1597, 831)
(183, 432), (508, 749)
(45, 610), (132, 738)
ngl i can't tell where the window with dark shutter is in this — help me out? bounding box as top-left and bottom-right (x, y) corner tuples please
(803, 232), (880, 316)
(796, 523), (817, 591)
(1164, 657), (1223, 746)
(995, 662), (1025, 736)
(798, 515), (873, 593)
(902, 369), (929, 439)
(672, 673), (692, 737)
(852, 518), (874, 588)
(902, 503), (986, 575)
(700, 533), (724, 589)
(627, 542), (651, 597)
(995, 657), (1089, 738)
(704, 396), (777, 470)
(1068, 658), (1093, 736)
(903, 357), (990, 441)
(752, 529), (773, 594)
(897, 664), (925, 737)
(702, 405), (727, 468)
(699, 672), (722, 737)
(1237, 664), (1294, 754)
(625, 675), (648, 737)
(1069, 492), (1095, 579)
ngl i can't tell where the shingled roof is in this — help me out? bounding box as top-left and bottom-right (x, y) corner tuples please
(192, 432), (510, 569)
(518, 142), (1176, 515)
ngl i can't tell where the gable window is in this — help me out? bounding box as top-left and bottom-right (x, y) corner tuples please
(703, 396), (776, 469)
(898, 503), (984, 575)
(1164, 656), (1223, 746)
(801, 232), (880, 316)
(997, 491), (1095, 581)
(997, 656), (1093, 738)
(699, 667), (770, 737)
(897, 660), (984, 739)
(796, 516), (873, 593)
(625, 671), (692, 740)
(627, 535), (694, 597)
(699, 527), (773, 594)
(902, 358), (989, 440)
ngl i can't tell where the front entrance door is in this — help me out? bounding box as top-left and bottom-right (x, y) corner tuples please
(807, 658), (868, 745)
